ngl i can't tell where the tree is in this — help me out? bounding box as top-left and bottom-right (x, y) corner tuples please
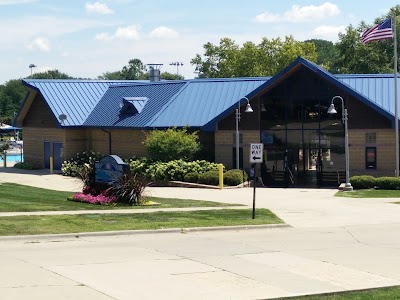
(191, 36), (317, 78)
(0, 79), (27, 124)
(161, 72), (184, 80)
(305, 39), (338, 72)
(99, 59), (147, 80)
(31, 69), (74, 79)
(99, 59), (185, 80)
(98, 71), (124, 80)
(332, 5), (400, 74)
(120, 58), (147, 80)
(143, 127), (200, 162)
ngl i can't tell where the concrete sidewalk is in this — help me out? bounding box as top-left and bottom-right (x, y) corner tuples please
(0, 167), (83, 192)
(1, 167), (400, 228)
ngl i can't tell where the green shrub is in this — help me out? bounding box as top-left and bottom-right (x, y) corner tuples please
(62, 150), (103, 177)
(198, 170), (220, 186)
(224, 169), (248, 186)
(107, 173), (148, 205)
(350, 175), (376, 189)
(375, 177), (400, 190)
(128, 158), (222, 182)
(13, 161), (40, 170)
(128, 157), (152, 176)
(183, 172), (199, 183)
(143, 127), (200, 162)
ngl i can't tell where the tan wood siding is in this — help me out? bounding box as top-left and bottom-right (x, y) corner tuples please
(23, 95), (57, 128)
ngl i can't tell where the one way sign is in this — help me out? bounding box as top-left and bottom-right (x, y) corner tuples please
(249, 143), (264, 163)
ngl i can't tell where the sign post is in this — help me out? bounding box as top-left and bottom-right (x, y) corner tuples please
(249, 143), (264, 219)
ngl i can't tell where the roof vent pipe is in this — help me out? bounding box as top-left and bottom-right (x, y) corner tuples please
(147, 63), (163, 82)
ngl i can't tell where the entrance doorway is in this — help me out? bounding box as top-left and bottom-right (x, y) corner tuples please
(292, 147), (322, 187)
(44, 141), (63, 170)
(262, 147), (341, 188)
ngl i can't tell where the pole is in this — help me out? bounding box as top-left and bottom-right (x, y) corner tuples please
(393, 16), (399, 177)
(343, 108), (352, 190)
(330, 96), (353, 191)
(235, 108), (240, 170)
(252, 164), (256, 219)
(218, 163), (224, 189)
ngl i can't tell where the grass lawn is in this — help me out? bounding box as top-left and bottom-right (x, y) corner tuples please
(0, 183), (240, 212)
(274, 286), (400, 300)
(335, 189), (400, 198)
(0, 209), (283, 236)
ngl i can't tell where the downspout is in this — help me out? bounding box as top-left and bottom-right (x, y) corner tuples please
(101, 128), (112, 155)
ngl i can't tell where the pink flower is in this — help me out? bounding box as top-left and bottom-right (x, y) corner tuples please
(71, 193), (117, 205)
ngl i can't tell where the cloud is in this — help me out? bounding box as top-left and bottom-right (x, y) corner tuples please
(96, 25), (140, 41)
(150, 26), (179, 39)
(255, 2), (340, 23)
(26, 37), (50, 52)
(313, 25), (346, 38)
(0, 0), (36, 5)
(86, 2), (114, 14)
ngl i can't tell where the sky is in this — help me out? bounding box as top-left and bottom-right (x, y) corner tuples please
(0, 0), (399, 84)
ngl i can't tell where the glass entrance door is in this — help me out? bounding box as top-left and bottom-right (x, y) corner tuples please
(293, 147), (321, 187)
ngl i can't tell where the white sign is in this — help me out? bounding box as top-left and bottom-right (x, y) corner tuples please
(250, 143), (264, 163)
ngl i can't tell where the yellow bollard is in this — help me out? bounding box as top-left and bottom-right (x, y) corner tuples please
(3, 152), (6, 168)
(50, 156), (54, 174)
(218, 163), (224, 189)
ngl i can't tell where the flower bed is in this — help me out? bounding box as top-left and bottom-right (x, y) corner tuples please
(69, 193), (117, 205)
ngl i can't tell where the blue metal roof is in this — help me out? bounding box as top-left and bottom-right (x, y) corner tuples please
(336, 74), (397, 119)
(122, 97), (149, 114)
(149, 78), (268, 130)
(20, 58), (400, 131)
(22, 79), (143, 126)
(84, 81), (187, 128)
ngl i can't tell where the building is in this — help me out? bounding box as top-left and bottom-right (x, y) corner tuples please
(16, 57), (400, 187)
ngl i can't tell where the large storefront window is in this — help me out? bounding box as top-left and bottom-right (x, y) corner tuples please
(259, 69), (345, 187)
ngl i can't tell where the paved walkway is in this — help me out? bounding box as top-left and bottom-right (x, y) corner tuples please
(2, 167), (400, 299)
(1, 167), (399, 228)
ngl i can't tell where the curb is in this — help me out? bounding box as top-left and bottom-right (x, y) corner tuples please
(0, 224), (291, 242)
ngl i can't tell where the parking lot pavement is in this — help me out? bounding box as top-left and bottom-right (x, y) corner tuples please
(2, 223), (400, 300)
(2, 169), (400, 299)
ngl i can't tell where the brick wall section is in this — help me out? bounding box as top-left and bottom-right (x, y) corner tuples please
(88, 129), (148, 159)
(23, 95), (56, 128)
(215, 130), (260, 170)
(349, 129), (397, 176)
(23, 127), (66, 168)
(64, 129), (88, 159)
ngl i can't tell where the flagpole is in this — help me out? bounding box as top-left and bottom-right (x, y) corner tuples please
(394, 15), (399, 177)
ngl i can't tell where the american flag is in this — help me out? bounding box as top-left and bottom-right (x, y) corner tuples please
(361, 18), (393, 44)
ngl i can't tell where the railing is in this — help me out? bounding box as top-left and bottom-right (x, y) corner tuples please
(288, 169), (295, 185)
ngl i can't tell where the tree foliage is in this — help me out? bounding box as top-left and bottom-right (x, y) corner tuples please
(191, 36), (317, 78)
(30, 69), (74, 79)
(98, 58), (184, 80)
(142, 127), (200, 162)
(99, 59), (148, 80)
(0, 79), (27, 124)
(332, 5), (400, 74)
(305, 39), (338, 72)
(161, 72), (184, 80)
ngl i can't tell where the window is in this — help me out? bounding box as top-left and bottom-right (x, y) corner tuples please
(365, 132), (376, 144)
(365, 147), (377, 169)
